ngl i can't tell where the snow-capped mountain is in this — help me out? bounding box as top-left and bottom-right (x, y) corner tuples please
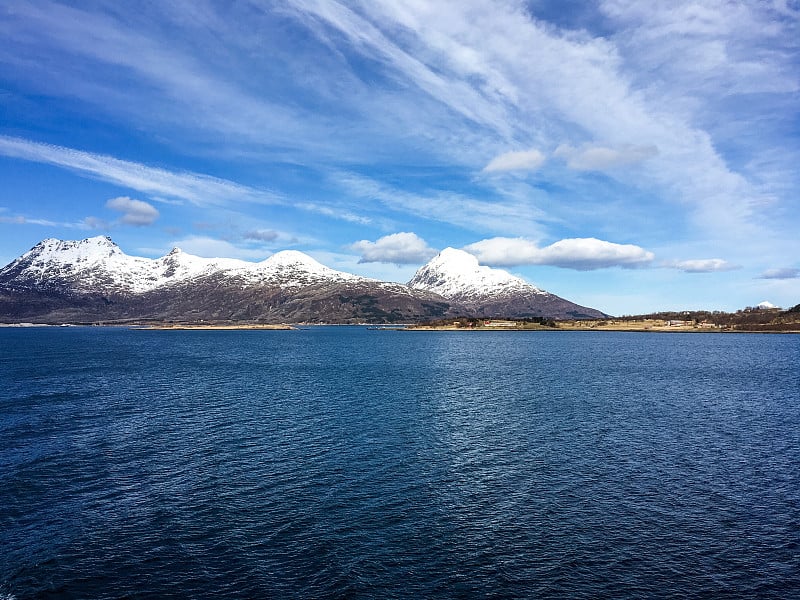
(409, 247), (607, 319)
(408, 247), (545, 301)
(0, 237), (607, 323)
(0, 236), (377, 294)
(0, 236), (249, 294)
(0, 236), (451, 323)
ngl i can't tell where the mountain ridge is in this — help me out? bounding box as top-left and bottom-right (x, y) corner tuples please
(0, 237), (608, 323)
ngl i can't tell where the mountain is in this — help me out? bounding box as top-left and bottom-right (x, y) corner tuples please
(408, 247), (545, 301)
(0, 236), (451, 323)
(0, 236), (249, 294)
(0, 237), (607, 323)
(409, 248), (607, 319)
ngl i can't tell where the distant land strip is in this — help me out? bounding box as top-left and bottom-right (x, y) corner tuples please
(409, 306), (800, 333)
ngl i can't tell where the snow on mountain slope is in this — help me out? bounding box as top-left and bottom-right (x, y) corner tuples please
(408, 247), (545, 301)
(0, 237), (549, 301)
(0, 237), (609, 322)
(153, 247), (250, 286)
(231, 250), (369, 289)
(0, 237), (394, 294)
(0, 236), (253, 293)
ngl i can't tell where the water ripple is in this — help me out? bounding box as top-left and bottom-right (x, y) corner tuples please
(1, 328), (798, 598)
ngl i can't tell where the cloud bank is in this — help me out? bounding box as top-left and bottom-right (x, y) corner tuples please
(464, 237), (654, 270)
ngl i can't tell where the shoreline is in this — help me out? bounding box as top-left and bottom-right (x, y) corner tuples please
(0, 322), (296, 330)
(134, 323), (296, 330)
(406, 324), (800, 334)
(2, 322), (798, 333)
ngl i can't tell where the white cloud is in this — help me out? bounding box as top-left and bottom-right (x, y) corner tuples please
(601, 0), (798, 98)
(350, 232), (437, 264)
(310, 1), (779, 235)
(667, 258), (740, 273)
(106, 196), (159, 226)
(0, 3), (332, 155)
(0, 136), (278, 207)
(295, 202), (373, 225)
(284, 0), (516, 137)
(464, 237), (654, 270)
(759, 267), (800, 280)
(554, 144), (658, 171)
(483, 149), (546, 173)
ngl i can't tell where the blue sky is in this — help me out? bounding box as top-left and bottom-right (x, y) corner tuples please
(1, 0), (798, 315)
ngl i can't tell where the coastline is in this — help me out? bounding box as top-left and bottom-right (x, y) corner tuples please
(0, 322), (296, 330)
(406, 321), (800, 334)
(2, 321), (798, 333)
(134, 323), (296, 330)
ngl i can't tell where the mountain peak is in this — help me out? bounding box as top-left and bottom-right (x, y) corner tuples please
(29, 235), (123, 261)
(239, 249), (364, 287)
(263, 250), (325, 269)
(427, 247), (481, 271)
(90, 235), (117, 246)
(408, 247), (543, 301)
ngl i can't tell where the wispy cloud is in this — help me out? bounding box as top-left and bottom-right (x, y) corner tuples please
(602, 0), (799, 98)
(464, 237), (654, 270)
(294, 202), (373, 225)
(553, 144), (658, 171)
(0, 2), (325, 153)
(294, 1), (781, 236)
(667, 259), (740, 273)
(0, 211), (90, 230)
(283, 0), (516, 138)
(0, 136), (277, 207)
(334, 171), (548, 237)
(483, 149), (546, 173)
(350, 232), (437, 264)
(759, 267), (800, 280)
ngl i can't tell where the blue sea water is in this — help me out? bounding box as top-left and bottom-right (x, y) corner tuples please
(1, 326), (798, 599)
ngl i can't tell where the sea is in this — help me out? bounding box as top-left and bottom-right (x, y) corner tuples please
(1, 326), (798, 599)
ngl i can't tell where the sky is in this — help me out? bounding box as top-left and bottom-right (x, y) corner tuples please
(1, 0), (798, 315)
